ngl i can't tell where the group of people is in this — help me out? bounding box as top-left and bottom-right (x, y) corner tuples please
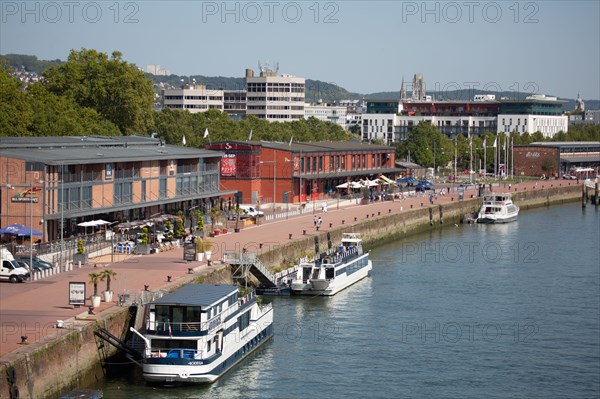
(313, 216), (323, 230)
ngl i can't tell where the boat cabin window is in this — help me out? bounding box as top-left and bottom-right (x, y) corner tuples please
(154, 305), (201, 332)
(325, 268), (335, 279)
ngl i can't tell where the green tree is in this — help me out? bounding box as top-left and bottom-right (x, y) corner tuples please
(43, 49), (154, 134)
(0, 64), (33, 136)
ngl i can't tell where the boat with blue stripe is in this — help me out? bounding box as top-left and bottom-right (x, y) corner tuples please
(131, 284), (273, 384)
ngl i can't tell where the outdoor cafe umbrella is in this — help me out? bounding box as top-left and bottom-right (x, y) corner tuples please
(0, 223), (43, 237)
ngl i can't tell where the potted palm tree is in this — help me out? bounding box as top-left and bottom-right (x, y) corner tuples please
(209, 207), (221, 236)
(203, 239), (213, 260)
(195, 239), (205, 261)
(100, 269), (117, 302)
(89, 272), (102, 308)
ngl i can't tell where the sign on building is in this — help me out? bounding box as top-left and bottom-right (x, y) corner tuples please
(221, 154), (237, 177)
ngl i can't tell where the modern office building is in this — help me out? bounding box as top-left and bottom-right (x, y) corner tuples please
(244, 67), (305, 121)
(223, 89), (247, 120)
(304, 102), (347, 129)
(205, 141), (399, 206)
(161, 84), (224, 113)
(497, 95), (568, 137)
(0, 136), (232, 242)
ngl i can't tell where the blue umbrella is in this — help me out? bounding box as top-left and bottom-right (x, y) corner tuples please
(0, 223), (42, 236)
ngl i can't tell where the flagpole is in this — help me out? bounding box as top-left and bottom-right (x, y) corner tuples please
(469, 133), (473, 184)
(483, 137), (487, 180)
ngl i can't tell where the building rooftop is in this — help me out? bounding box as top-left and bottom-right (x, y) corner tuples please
(210, 140), (395, 153)
(152, 284), (238, 307)
(0, 135), (223, 165)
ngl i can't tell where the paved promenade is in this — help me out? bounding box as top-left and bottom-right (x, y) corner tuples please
(0, 180), (580, 357)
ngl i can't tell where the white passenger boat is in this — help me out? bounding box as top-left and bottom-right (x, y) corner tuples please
(477, 193), (519, 224)
(290, 233), (372, 296)
(133, 284), (273, 384)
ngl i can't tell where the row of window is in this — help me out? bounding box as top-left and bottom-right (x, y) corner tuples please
(335, 256), (369, 277)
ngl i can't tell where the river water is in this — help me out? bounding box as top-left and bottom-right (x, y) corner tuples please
(97, 203), (599, 398)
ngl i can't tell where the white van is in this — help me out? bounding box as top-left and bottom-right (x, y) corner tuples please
(1, 247), (30, 283)
(239, 205), (264, 219)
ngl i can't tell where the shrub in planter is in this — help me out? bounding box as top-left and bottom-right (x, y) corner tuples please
(73, 238), (88, 264)
(137, 227), (151, 254)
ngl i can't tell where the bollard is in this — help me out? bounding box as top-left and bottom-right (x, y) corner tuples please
(389, 209), (391, 213)
(289, 233), (293, 239)
(410, 204), (413, 208)
(303, 230), (307, 235)
(354, 217), (357, 221)
(20, 336), (28, 344)
(259, 243), (263, 249)
(421, 202), (424, 207)
(401, 207), (403, 212)
(188, 268), (193, 274)
(78, 261), (82, 268)
(366, 214), (369, 219)
(329, 223), (333, 228)
(207, 260), (212, 266)
(167, 275), (172, 282)
(88, 307), (94, 315)
(144, 284), (150, 290)
(342, 220), (345, 224)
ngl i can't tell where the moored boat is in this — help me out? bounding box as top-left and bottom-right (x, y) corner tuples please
(290, 233), (372, 296)
(477, 193), (519, 224)
(132, 284), (273, 384)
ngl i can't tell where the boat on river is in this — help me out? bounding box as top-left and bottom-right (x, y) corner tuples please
(477, 193), (519, 224)
(132, 284), (273, 384)
(290, 233), (372, 296)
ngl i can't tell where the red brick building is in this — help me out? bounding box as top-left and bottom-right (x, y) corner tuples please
(513, 142), (600, 178)
(206, 141), (399, 205)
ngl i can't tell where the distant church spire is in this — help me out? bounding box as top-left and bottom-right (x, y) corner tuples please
(400, 76), (407, 100)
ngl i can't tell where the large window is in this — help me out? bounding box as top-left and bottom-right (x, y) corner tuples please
(114, 182), (133, 204)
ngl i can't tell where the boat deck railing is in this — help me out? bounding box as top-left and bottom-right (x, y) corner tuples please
(149, 348), (206, 360)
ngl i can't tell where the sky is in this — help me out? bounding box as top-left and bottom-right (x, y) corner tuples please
(1, 0), (599, 99)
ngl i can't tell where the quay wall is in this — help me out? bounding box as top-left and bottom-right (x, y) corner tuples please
(0, 306), (133, 399)
(0, 183), (583, 399)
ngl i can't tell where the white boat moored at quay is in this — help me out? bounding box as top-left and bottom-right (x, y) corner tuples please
(477, 193), (519, 224)
(132, 284), (273, 384)
(290, 233), (372, 296)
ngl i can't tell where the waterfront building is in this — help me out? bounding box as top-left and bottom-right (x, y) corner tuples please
(205, 141), (399, 205)
(497, 95), (568, 137)
(304, 102), (347, 129)
(161, 84), (224, 113)
(362, 98), (499, 144)
(513, 141), (600, 177)
(244, 67), (305, 122)
(0, 136), (232, 242)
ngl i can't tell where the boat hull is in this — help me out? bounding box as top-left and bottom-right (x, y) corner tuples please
(142, 309), (273, 384)
(292, 257), (372, 296)
(477, 213), (518, 224)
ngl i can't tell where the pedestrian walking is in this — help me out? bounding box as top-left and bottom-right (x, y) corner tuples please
(316, 217), (322, 231)
(314, 215), (318, 227)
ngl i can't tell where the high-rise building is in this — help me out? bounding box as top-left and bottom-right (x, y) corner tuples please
(161, 84), (224, 113)
(245, 66), (305, 121)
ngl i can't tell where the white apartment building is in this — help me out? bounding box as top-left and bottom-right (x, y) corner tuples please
(161, 85), (224, 113)
(304, 103), (347, 129)
(497, 115), (568, 137)
(245, 68), (305, 122)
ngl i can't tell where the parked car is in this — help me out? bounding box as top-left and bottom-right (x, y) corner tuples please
(415, 182), (433, 192)
(17, 256), (53, 270)
(562, 174), (576, 180)
(239, 206), (265, 219)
